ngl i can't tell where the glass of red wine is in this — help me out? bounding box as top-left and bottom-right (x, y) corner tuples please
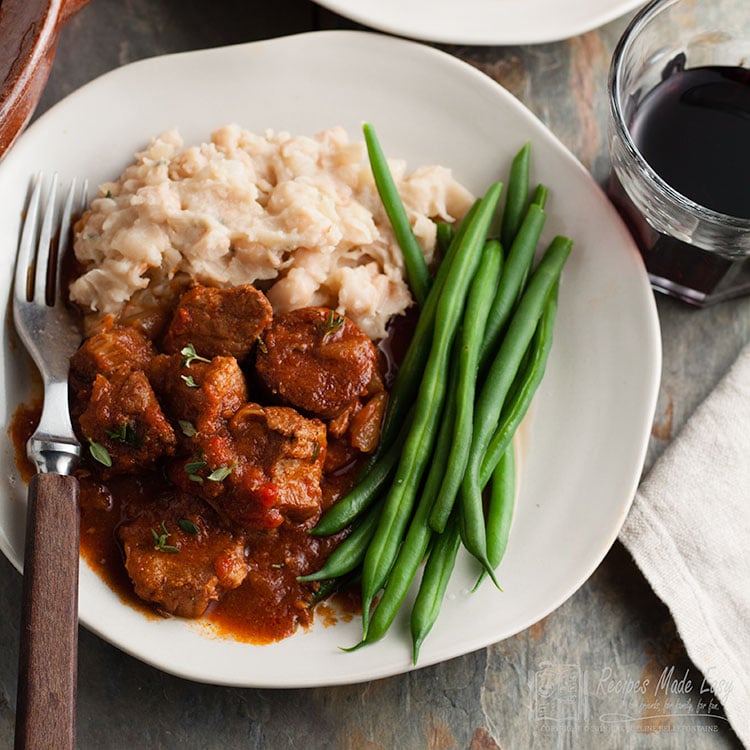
(608, 0), (750, 306)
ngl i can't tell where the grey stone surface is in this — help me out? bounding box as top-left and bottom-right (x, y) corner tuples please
(1, 1), (748, 748)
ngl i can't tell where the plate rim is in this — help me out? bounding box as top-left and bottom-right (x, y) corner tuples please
(0, 29), (662, 688)
(312, 0), (647, 45)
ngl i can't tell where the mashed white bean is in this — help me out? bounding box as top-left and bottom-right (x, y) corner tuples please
(70, 125), (474, 340)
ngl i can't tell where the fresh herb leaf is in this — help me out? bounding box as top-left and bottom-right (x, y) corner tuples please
(184, 458), (207, 474)
(180, 344), (211, 368)
(105, 422), (140, 447)
(207, 465), (233, 482)
(181, 374), (199, 388)
(178, 420), (197, 437)
(184, 456), (207, 483)
(151, 522), (179, 553)
(105, 189), (113, 199)
(105, 423), (127, 442)
(87, 437), (112, 467)
(316, 310), (345, 342)
(178, 517), (199, 535)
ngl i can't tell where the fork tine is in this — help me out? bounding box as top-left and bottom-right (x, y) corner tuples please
(33, 174), (59, 306)
(55, 178), (78, 303)
(79, 179), (89, 214)
(14, 174), (44, 305)
(57, 178), (77, 256)
(58, 177), (89, 258)
(54, 179), (88, 309)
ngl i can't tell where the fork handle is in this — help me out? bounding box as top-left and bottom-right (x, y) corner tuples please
(15, 473), (80, 750)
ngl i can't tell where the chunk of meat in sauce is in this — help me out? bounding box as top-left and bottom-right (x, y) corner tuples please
(70, 320), (155, 383)
(77, 370), (177, 475)
(349, 391), (388, 453)
(118, 491), (247, 618)
(171, 403), (326, 530)
(69, 320), (157, 418)
(149, 353), (247, 435)
(255, 307), (378, 420)
(161, 284), (273, 361)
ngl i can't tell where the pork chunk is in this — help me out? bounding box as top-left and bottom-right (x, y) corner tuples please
(119, 492), (247, 618)
(255, 307), (378, 419)
(78, 370), (176, 474)
(161, 284), (273, 361)
(149, 353), (247, 435)
(70, 320), (155, 383)
(172, 403), (326, 530)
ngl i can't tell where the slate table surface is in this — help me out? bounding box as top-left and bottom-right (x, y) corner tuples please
(1, 1), (748, 748)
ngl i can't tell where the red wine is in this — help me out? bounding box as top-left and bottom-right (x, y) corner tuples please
(629, 63), (750, 219)
(609, 60), (750, 304)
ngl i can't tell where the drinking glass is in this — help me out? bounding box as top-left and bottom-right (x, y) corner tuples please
(607, 0), (750, 306)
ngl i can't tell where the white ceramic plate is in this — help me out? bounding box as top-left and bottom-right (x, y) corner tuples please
(0, 31), (660, 687)
(314, 0), (647, 45)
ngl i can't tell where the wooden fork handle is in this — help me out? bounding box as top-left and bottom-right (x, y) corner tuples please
(15, 473), (80, 750)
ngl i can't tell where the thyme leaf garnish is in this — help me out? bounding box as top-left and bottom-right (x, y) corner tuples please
(105, 422), (141, 447)
(316, 310), (345, 342)
(87, 437), (112, 467)
(184, 456), (207, 483)
(151, 522), (179, 553)
(184, 458), (207, 474)
(178, 517), (199, 535)
(178, 420), (197, 437)
(180, 344), (211, 368)
(207, 465), (233, 482)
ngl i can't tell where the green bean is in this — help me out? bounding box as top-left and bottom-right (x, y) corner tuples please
(313, 203), (478, 538)
(410, 514), (462, 664)
(310, 570), (361, 605)
(436, 222), (454, 256)
(379, 200), (479, 449)
(310, 425), (402, 536)
(460, 236), (572, 575)
(473, 443), (515, 591)
(500, 142), (531, 249)
(349, 353), (461, 649)
(514, 186), (550, 302)
(531, 183), (548, 210)
(480, 203), (547, 368)
(298, 502), (382, 582)
(359, 183), (503, 636)
(486, 444), (515, 567)
(363, 123), (431, 307)
(428, 240), (503, 534)
(480, 283), (560, 486)
(314, 206), (479, 536)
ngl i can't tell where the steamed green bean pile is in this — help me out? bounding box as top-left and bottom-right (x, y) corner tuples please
(302, 123), (572, 663)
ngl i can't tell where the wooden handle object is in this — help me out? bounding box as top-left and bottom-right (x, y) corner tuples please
(15, 473), (80, 750)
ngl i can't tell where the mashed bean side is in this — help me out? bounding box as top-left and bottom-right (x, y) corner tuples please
(70, 125), (475, 340)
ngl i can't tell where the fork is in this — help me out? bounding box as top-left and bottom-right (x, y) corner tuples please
(13, 174), (88, 750)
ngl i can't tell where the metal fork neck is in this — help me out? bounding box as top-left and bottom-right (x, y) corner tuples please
(27, 437), (80, 475)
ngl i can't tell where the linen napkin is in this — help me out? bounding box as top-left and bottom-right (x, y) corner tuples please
(619, 341), (750, 747)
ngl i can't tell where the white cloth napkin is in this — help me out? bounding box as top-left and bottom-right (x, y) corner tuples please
(619, 342), (750, 748)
